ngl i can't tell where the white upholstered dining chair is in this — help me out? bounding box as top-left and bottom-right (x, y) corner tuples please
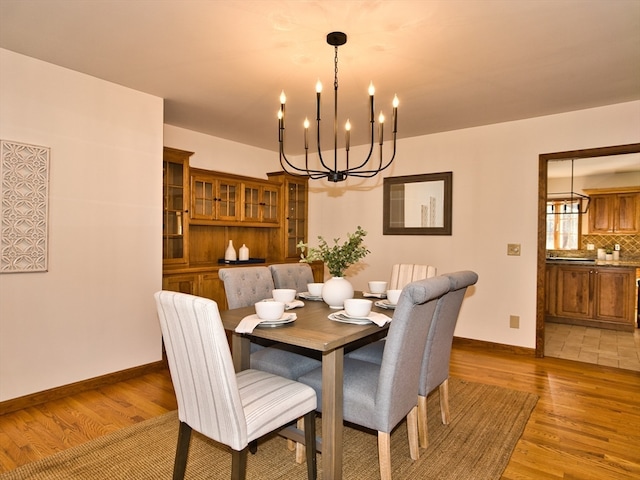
(388, 263), (437, 290)
(154, 290), (317, 480)
(298, 276), (451, 480)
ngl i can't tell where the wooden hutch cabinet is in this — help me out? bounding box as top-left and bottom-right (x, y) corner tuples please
(162, 148), (322, 309)
(586, 187), (640, 234)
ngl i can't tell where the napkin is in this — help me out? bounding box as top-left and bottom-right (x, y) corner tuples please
(235, 313), (297, 334)
(362, 292), (386, 299)
(286, 299), (305, 309)
(337, 311), (390, 327)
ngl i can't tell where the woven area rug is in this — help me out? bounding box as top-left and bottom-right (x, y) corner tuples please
(1, 379), (537, 480)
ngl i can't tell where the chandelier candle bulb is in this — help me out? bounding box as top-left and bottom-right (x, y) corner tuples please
(345, 119), (351, 150)
(369, 82), (375, 121)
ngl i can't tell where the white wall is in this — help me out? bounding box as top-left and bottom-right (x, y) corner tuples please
(164, 125), (280, 177)
(305, 101), (640, 348)
(0, 49), (164, 401)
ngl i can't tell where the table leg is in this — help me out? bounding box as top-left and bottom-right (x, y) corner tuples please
(322, 347), (344, 480)
(231, 333), (250, 372)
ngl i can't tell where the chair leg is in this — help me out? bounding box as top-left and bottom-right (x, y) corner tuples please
(407, 406), (420, 461)
(378, 431), (392, 480)
(295, 417), (306, 464)
(173, 421), (192, 480)
(439, 378), (450, 424)
(417, 394), (428, 449)
(304, 411), (317, 480)
(249, 439), (258, 454)
(231, 447), (248, 480)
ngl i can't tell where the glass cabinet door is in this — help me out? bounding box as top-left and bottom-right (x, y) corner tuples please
(218, 180), (239, 221)
(163, 148), (192, 265)
(262, 186), (279, 223)
(191, 176), (215, 220)
(286, 180), (307, 258)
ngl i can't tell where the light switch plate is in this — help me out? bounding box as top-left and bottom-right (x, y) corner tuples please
(507, 243), (521, 256)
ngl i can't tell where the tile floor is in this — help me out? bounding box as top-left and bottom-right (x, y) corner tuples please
(545, 321), (640, 372)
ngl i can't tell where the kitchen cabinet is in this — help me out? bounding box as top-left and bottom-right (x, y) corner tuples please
(586, 187), (640, 234)
(546, 263), (636, 331)
(163, 147), (192, 266)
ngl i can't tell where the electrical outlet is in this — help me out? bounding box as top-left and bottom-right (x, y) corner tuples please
(509, 315), (520, 329)
(507, 244), (521, 256)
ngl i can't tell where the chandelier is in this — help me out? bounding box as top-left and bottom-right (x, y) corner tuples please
(278, 31), (399, 182)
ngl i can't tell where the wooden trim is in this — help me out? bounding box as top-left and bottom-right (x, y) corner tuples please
(452, 336), (535, 356)
(583, 186), (640, 195)
(0, 360), (168, 415)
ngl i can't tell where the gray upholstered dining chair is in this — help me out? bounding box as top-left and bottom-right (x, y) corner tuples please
(218, 265), (321, 379)
(269, 263), (315, 292)
(346, 271), (478, 449)
(416, 270), (477, 447)
(298, 276), (451, 480)
(154, 291), (317, 480)
(219, 266), (275, 310)
(388, 263), (437, 290)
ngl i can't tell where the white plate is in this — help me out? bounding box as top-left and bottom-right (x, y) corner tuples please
(328, 312), (373, 325)
(375, 300), (396, 310)
(299, 292), (323, 301)
(245, 313), (296, 327)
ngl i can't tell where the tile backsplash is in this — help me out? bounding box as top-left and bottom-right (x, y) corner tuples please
(582, 234), (640, 261)
(548, 234), (640, 261)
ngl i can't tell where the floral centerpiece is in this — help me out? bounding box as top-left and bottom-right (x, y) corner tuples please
(297, 226), (370, 277)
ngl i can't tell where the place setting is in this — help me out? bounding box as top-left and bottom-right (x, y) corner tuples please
(328, 299), (391, 327)
(362, 280), (388, 299)
(235, 290), (302, 333)
(375, 288), (401, 310)
(297, 282), (324, 301)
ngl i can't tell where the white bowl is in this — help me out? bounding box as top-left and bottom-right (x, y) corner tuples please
(255, 300), (285, 320)
(368, 281), (388, 294)
(344, 298), (373, 318)
(272, 289), (297, 303)
(386, 289), (402, 305)
(307, 283), (324, 297)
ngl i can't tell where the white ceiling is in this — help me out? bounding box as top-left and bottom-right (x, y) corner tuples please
(1, 0), (639, 156)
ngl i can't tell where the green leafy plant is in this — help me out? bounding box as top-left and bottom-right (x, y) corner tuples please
(297, 226), (370, 277)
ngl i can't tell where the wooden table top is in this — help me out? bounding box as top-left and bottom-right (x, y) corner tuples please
(219, 294), (393, 352)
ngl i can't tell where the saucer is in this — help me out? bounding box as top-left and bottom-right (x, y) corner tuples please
(248, 313), (297, 327)
(299, 292), (323, 301)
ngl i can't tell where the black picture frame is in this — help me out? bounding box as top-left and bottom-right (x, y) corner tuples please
(383, 172), (452, 235)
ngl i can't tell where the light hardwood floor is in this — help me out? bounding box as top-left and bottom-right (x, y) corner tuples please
(1, 342), (639, 479)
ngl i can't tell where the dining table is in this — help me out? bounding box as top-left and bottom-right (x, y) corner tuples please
(219, 293), (393, 480)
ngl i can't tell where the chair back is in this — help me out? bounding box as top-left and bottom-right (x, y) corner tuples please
(419, 270), (478, 396)
(269, 263), (314, 293)
(219, 266), (275, 309)
(154, 291), (248, 450)
(388, 264), (437, 290)
(374, 276), (450, 431)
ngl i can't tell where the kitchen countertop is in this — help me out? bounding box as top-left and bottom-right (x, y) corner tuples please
(546, 258), (640, 268)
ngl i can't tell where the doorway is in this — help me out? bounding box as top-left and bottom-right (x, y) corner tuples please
(536, 143), (640, 365)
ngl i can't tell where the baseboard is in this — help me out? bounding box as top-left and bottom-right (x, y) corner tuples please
(0, 360), (168, 416)
(453, 336), (535, 356)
